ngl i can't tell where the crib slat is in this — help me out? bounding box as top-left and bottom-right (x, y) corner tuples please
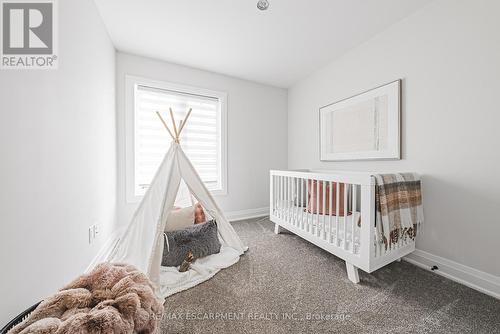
(297, 178), (301, 228)
(343, 184), (349, 250)
(273, 175), (276, 215)
(275, 175), (279, 217)
(283, 176), (285, 219)
(352, 184), (357, 254)
(288, 176), (291, 221)
(293, 177), (296, 226)
(282, 176), (286, 220)
(336, 182), (340, 247)
(291, 177), (295, 226)
(270, 175), (274, 215)
(289, 177), (293, 222)
(321, 180), (326, 239)
(284, 176), (287, 220)
(296, 178), (300, 228)
(271, 175), (278, 215)
(310, 179), (314, 234)
(304, 179), (309, 231)
(285, 176), (288, 220)
(308, 180), (312, 234)
(278, 175), (281, 219)
(301, 178), (304, 229)
(316, 179), (320, 236)
(291, 177), (294, 223)
(290, 177), (293, 223)
(275, 175), (279, 218)
(280, 175), (284, 219)
(329, 181), (333, 243)
(292, 178), (294, 221)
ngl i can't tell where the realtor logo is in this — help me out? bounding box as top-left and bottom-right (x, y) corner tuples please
(1, 0), (58, 69)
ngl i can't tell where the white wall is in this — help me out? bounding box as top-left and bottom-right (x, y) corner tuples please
(288, 0), (500, 278)
(116, 52), (288, 224)
(0, 0), (116, 325)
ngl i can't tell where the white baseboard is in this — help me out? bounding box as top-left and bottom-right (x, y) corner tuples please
(225, 207), (269, 222)
(404, 249), (500, 300)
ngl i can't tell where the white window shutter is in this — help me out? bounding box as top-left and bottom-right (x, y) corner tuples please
(134, 85), (222, 196)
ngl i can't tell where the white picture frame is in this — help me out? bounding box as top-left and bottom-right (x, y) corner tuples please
(319, 80), (401, 161)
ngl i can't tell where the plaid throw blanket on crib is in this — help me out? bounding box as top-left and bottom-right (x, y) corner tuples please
(374, 173), (424, 249)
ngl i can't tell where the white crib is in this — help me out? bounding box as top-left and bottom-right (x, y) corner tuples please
(269, 169), (416, 283)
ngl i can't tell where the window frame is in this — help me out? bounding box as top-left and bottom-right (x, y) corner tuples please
(125, 75), (228, 203)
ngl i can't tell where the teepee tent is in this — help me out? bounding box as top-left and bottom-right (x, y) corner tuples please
(89, 109), (247, 298)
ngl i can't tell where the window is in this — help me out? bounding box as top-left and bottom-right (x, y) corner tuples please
(125, 76), (227, 202)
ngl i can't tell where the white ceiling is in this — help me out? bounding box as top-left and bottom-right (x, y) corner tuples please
(94, 0), (433, 88)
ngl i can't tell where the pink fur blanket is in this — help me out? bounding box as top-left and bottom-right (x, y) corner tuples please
(9, 263), (164, 334)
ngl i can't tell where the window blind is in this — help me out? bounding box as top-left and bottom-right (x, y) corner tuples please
(134, 84), (222, 196)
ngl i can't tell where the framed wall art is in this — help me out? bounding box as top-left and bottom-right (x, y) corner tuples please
(319, 80), (401, 161)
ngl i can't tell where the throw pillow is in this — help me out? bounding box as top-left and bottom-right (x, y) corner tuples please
(164, 206), (195, 232)
(162, 220), (221, 267)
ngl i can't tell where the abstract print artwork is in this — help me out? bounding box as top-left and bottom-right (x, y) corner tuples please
(320, 80), (401, 161)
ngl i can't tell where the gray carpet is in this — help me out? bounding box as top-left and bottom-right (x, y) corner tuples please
(162, 218), (500, 334)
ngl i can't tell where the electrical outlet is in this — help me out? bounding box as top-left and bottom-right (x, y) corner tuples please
(88, 226), (94, 244)
(88, 223), (100, 245)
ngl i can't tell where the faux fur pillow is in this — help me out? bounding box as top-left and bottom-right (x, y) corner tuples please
(162, 220), (221, 267)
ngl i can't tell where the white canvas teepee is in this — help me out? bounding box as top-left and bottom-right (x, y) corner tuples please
(89, 109), (247, 298)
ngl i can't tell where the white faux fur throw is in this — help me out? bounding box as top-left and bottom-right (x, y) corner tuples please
(9, 263), (164, 334)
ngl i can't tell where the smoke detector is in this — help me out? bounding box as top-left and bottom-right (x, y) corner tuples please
(257, 0), (269, 11)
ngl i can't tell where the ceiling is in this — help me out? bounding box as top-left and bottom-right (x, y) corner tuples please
(94, 0), (433, 88)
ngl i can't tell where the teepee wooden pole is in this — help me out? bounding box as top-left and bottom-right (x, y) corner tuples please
(178, 120), (183, 138)
(169, 108), (179, 142)
(177, 108), (192, 137)
(155, 111), (176, 141)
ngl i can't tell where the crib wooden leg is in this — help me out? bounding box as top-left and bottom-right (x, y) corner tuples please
(274, 223), (282, 234)
(346, 262), (360, 284)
